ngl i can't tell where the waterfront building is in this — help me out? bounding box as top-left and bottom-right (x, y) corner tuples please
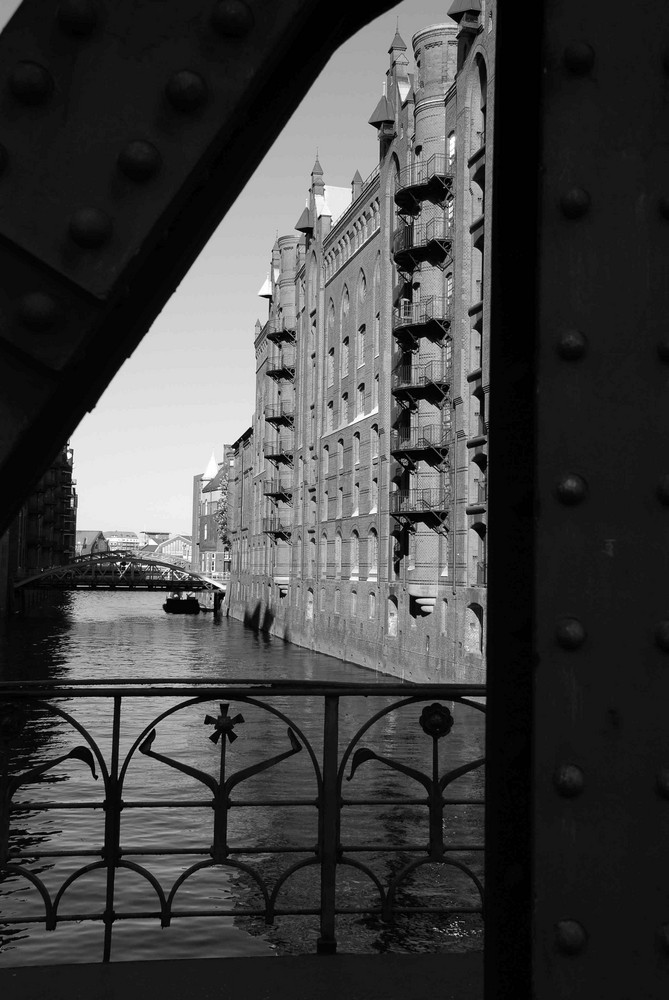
(152, 534), (193, 570)
(191, 450), (232, 579)
(227, 12), (493, 682)
(0, 444), (78, 615)
(75, 530), (108, 557)
(103, 530), (140, 554)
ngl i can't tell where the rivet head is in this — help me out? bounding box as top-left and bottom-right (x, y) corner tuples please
(560, 187), (590, 219)
(117, 140), (162, 181)
(211, 0), (254, 37)
(563, 42), (595, 74)
(655, 767), (669, 799)
(165, 70), (208, 112)
(17, 292), (61, 331)
(557, 329), (587, 360)
(655, 621), (669, 652)
(8, 61), (54, 105)
(556, 618), (586, 650)
(69, 207), (112, 248)
(57, 0), (98, 35)
(556, 474), (587, 505)
(555, 920), (587, 955)
(553, 763), (584, 797)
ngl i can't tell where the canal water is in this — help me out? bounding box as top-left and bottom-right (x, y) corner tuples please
(0, 592), (484, 965)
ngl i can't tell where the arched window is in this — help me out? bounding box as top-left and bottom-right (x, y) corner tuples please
(387, 596), (398, 637)
(441, 598), (448, 635)
(370, 477), (378, 512)
(372, 373), (379, 409)
(358, 270), (366, 304)
(327, 299), (335, 332)
(371, 424), (379, 458)
(328, 348), (335, 386)
(341, 285), (350, 328)
(320, 532), (327, 579)
(306, 588), (314, 620)
(353, 481), (359, 515)
(353, 432), (360, 465)
(357, 324), (365, 367)
(342, 337), (349, 376)
(356, 383), (365, 416)
(338, 438), (344, 469)
(351, 589), (357, 617)
(447, 130), (456, 169)
(337, 486), (343, 518)
(323, 445), (329, 475)
(341, 392), (349, 424)
(368, 528), (378, 578)
(465, 603), (484, 653)
(335, 531), (342, 578)
(369, 592), (376, 619)
(350, 530), (359, 578)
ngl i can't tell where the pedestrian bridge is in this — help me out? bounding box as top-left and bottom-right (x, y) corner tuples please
(14, 553), (227, 592)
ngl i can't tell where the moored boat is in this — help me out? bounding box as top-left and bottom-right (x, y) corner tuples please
(163, 593), (200, 615)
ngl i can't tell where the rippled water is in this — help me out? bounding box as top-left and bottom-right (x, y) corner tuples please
(0, 592), (484, 964)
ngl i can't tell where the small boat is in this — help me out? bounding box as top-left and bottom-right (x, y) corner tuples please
(163, 593), (200, 615)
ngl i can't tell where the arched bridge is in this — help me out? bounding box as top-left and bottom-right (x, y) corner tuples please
(14, 553), (227, 592)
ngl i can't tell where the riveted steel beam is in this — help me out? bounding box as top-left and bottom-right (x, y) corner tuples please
(0, 0), (391, 533)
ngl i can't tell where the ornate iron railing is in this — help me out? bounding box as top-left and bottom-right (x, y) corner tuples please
(389, 489), (451, 515)
(0, 681), (485, 961)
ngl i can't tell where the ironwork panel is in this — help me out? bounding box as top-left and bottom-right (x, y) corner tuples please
(530, 2), (669, 996)
(0, 0), (391, 534)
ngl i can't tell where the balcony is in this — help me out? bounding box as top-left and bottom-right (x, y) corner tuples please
(265, 402), (295, 426)
(392, 296), (452, 350)
(389, 488), (451, 531)
(392, 219), (453, 275)
(264, 436), (294, 465)
(266, 346), (296, 381)
(263, 477), (294, 501)
(262, 516), (292, 538)
(390, 423), (451, 468)
(267, 316), (296, 345)
(392, 360), (452, 409)
(394, 153), (454, 217)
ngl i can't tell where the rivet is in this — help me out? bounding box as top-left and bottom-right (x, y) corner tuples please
(656, 924), (669, 953)
(17, 292), (61, 331)
(117, 140), (162, 181)
(0, 143), (7, 175)
(563, 42), (595, 74)
(656, 476), (669, 505)
(655, 621), (669, 652)
(555, 618), (586, 650)
(557, 329), (587, 360)
(556, 474), (587, 505)
(57, 0), (98, 35)
(68, 207), (112, 248)
(560, 187), (590, 219)
(655, 767), (669, 799)
(165, 71), (208, 112)
(211, 0), (254, 37)
(553, 763), (584, 797)
(8, 62), (54, 105)
(555, 920), (587, 955)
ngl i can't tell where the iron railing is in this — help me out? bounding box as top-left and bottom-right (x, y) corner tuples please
(264, 437), (294, 460)
(396, 153), (453, 192)
(266, 348), (296, 379)
(264, 403), (295, 424)
(0, 680), (485, 960)
(389, 489), (452, 514)
(263, 478), (293, 496)
(392, 219), (454, 259)
(392, 360), (453, 391)
(392, 296), (453, 331)
(262, 516), (292, 535)
(390, 424), (452, 451)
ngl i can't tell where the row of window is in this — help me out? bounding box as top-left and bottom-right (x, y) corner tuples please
(323, 426), (379, 473)
(324, 200), (380, 280)
(325, 376), (378, 430)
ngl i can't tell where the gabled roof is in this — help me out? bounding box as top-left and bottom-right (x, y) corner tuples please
(389, 29), (407, 52)
(202, 464), (228, 493)
(369, 94), (394, 127)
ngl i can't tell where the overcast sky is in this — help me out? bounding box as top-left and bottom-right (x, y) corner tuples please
(3, 0), (451, 535)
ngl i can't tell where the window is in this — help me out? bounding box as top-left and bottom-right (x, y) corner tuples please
(351, 590), (357, 617)
(368, 528), (378, 578)
(341, 392), (349, 424)
(326, 400), (333, 432)
(342, 337), (349, 376)
(374, 312), (380, 356)
(372, 373), (379, 409)
(356, 383), (365, 416)
(353, 432), (360, 465)
(204, 523), (208, 540)
(371, 424), (379, 458)
(322, 489), (328, 521)
(357, 325), (365, 367)
(320, 533), (327, 578)
(335, 531), (342, 578)
(370, 477), (378, 512)
(337, 487), (343, 518)
(323, 445), (329, 475)
(335, 588), (341, 613)
(368, 592), (376, 619)
(328, 348), (334, 386)
(350, 531), (359, 578)
(353, 481), (360, 515)
(448, 130), (456, 168)
(338, 438), (344, 469)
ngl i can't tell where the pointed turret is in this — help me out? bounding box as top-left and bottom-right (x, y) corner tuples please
(351, 169), (363, 200)
(388, 29), (407, 54)
(447, 0), (481, 23)
(311, 155), (325, 197)
(295, 204), (313, 234)
(257, 273), (272, 299)
(203, 451), (218, 482)
(369, 84), (394, 129)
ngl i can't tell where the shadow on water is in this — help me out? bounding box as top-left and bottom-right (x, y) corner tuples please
(243, 602), (281, 644)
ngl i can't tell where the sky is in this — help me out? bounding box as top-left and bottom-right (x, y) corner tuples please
(1, 0), (452, 535)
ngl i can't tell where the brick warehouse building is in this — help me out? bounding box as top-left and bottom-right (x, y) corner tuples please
(227, 9), (493, 682)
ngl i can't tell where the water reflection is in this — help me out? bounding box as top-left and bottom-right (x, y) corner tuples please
(0, 592), (484, 963)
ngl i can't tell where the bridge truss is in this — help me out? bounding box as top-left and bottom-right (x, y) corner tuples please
(14, 553), (226, 592)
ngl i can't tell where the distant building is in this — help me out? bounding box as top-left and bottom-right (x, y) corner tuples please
(104, 531), (140, 554)
(153, 534), (192, 569)
(75, 530), (108, 557)
(139, 531), (170, 547)
(0, 444), (78, 615)
(190, 451), (232, 578)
